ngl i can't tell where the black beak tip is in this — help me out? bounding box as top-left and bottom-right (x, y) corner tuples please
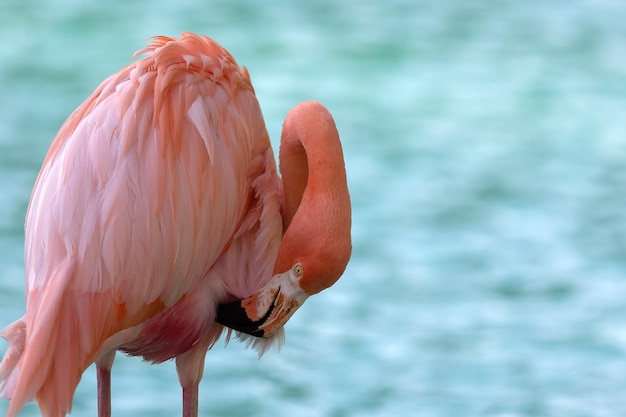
(215, 301), (265, 338)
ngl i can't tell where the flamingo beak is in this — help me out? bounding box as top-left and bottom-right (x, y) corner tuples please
(216, 267), (309, 338)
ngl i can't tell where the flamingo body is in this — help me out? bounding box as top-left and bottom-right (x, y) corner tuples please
(0, 33), (351, 417)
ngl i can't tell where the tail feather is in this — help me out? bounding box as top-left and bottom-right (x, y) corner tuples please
(0, 319), (27, 400)
(1, 260), (88, 417)
(3, 299), (88, 417)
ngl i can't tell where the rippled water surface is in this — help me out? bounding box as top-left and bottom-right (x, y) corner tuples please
(1, 1), (626, 416)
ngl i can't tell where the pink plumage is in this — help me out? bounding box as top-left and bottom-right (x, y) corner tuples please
(0, 33), (351, 417)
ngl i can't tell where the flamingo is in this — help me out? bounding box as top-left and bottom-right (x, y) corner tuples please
(0, 33), (351, 417)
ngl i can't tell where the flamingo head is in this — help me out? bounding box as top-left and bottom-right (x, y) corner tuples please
(215, 263), (310, 338)
(216, 232), (351, 337)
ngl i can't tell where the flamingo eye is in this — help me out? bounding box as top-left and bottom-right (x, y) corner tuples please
(293, 263), (304, 277)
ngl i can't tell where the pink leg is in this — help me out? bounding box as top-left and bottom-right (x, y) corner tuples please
(176, 324), (223, 417)
(96, 350), (116, 417)
(182, 385), (199, 417)
(177, 348), (205, 417)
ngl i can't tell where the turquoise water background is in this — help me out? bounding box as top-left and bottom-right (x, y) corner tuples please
(1, 0), (626, 416)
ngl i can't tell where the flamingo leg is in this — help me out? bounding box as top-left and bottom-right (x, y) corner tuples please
(96, 350), (116, 417)
(182, 385), (199, 417)
(177, 346), (207, 417)
(176, 324), (223, 417)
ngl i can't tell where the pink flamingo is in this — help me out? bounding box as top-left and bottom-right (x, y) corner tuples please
(0, 33), (351, 417)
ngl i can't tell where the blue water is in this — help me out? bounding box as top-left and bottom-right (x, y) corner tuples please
(2, 0), (626, 416)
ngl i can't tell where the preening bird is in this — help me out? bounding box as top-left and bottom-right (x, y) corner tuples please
(0, 33), (351, 417)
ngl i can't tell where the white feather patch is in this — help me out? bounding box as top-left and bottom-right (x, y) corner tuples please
(187, 96), (215, 163)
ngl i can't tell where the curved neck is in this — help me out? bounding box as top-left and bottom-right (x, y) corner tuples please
(275, 102), (352, 293)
